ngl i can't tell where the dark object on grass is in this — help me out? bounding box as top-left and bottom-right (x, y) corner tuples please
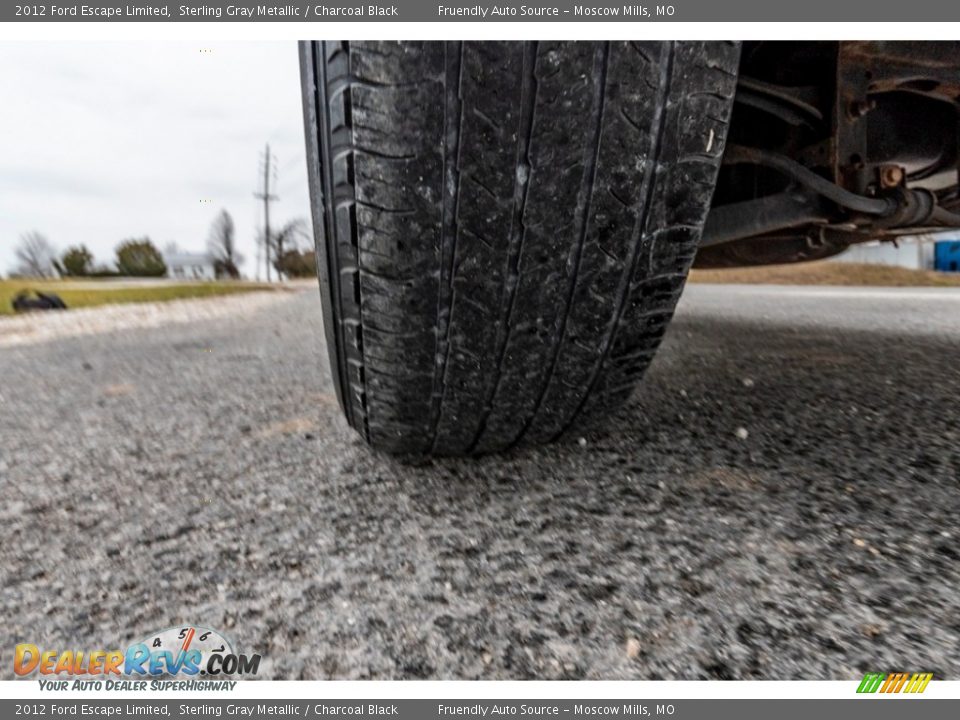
(12, 290), (68, 313)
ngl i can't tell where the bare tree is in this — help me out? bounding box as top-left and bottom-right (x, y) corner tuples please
(207, 210), (244, 279)
(269, 219), (311, 281)
(14, 232), (58, 278)
(268, 219), (315, 280)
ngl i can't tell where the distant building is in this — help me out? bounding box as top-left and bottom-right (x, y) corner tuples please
(830, 236), (936, 271)
(164, 251), (216, 280)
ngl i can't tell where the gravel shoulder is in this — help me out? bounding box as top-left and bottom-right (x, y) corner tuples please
(0, 290), (291, 348)
(1, 285), (957, 680)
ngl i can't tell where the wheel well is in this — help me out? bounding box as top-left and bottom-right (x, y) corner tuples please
(699, 41), (960, 268)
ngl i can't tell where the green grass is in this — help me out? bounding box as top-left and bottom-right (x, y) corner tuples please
(0, 279), (276, 316)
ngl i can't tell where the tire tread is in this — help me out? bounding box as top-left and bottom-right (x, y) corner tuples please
(303, 40), (739, 454)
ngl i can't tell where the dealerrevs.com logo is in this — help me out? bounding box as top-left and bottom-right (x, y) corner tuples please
(15, 626), (261, 688)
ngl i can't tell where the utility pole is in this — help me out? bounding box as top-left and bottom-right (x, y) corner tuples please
(254, 143), (279, 281)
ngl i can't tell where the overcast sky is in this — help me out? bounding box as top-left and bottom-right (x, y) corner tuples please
(0, 42), (311, 277)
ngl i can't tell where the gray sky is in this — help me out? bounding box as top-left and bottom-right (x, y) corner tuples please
(0, 42), (311, 277)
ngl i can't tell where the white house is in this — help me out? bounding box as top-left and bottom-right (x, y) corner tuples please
(830, 236), (936, 270)
(164, 251), (217, 280)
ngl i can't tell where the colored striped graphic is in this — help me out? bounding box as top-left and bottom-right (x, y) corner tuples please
(857, 672), (933, 694)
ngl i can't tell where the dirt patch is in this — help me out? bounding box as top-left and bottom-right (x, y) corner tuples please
(689, 261), (960, 287)
(102, 383), (136, 397)
(256, 417), (318, 438)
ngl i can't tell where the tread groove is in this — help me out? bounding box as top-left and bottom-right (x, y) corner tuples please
(508, 41), (611, 448)
(553, 41), (676, 440)
(427, 41), (465, 452)
(465, 41), (540, 453)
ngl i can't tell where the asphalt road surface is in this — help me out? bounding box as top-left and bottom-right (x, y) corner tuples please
(2, 284), (958, 680)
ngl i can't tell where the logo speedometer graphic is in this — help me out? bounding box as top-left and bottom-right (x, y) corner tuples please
(134, 625), (235, 675)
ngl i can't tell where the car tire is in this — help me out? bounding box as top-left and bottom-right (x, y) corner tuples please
(300, 40), (739, 455)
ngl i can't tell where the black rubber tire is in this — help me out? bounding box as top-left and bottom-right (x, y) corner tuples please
(300, 41), (739, 455)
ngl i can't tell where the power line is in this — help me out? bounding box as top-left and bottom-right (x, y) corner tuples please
(253, 143), (279, 281)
